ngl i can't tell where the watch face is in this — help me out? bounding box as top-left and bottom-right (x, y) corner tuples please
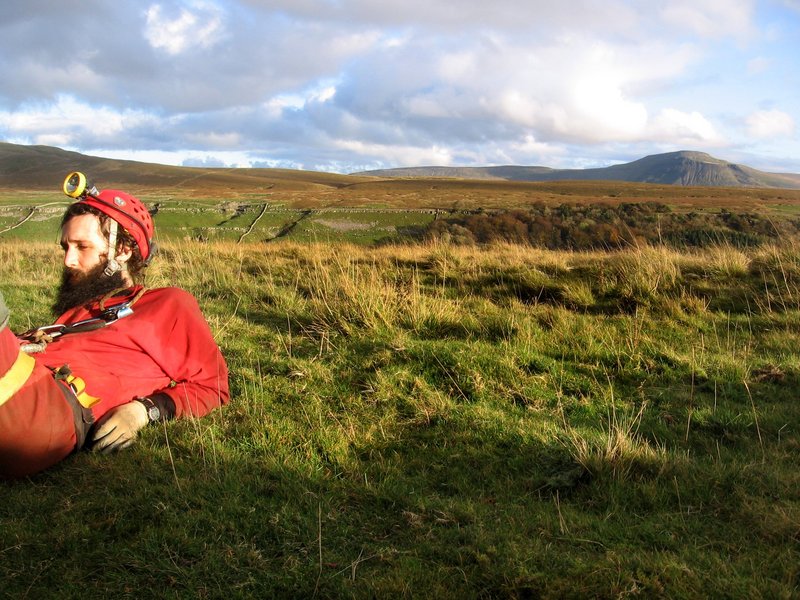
(148, 406), (160, 422)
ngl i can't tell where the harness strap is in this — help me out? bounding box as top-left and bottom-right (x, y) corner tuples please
(99, 286), (147, 311)
(53, 378), (95, 450)
(53, 366), (102, 409)
(0, 350), (36, 407)
(19, 287), (146, 353)
(104, 220), (119, 277)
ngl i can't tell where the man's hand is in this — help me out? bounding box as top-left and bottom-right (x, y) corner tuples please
(90, 401), (149, 454)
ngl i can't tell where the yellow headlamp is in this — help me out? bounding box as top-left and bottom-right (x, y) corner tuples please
(63, 171), (98, 199)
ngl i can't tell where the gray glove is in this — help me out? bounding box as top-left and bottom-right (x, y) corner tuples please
(0, 290), (8, 331)
(91, 401), (149, 454)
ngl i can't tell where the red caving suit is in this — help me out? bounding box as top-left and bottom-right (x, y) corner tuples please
(0, 286), (229, 477)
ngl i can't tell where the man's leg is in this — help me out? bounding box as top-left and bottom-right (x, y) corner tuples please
(0, 296), (81, 478)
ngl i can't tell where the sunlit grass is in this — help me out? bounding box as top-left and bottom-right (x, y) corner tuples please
(1, 238), (798, 598)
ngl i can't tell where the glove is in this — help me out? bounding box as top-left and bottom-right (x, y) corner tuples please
(90, 401), (149, 454)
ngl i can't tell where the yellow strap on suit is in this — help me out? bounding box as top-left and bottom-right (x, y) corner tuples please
(61, 372), (102, 408)
(0, 351), (36, 407)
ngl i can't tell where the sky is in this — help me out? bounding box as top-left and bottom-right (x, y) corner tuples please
(1, 0), (799, 174)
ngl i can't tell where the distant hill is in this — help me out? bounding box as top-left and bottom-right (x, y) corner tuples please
(3, 143), (800, 195)
(0, 141), (366, 192)
(356, 151), (800, 189)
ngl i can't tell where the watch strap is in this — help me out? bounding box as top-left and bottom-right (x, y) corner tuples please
(135, 396), (161, 423)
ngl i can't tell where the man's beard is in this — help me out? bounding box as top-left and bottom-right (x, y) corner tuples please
(53, 260), (127, 315)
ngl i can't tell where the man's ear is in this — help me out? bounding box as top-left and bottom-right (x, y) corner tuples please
(115, 243), (134, 266)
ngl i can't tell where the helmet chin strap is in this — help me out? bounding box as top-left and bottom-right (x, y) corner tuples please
(103, 220), (121, 277)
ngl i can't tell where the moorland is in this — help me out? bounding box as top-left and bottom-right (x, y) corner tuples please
(1, 150), (799, 598)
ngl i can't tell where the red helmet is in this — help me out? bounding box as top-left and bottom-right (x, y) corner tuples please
(62, 172), (155, 262)
(77, 189), (155, 262)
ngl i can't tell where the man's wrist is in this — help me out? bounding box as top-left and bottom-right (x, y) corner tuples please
(135, 396), (161, 423)
(135, 392), (176, 422)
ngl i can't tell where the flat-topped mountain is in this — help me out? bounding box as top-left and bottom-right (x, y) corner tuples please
(356, 151), (800, 189)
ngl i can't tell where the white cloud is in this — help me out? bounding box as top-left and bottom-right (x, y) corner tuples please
(0, 95), (154, 146)
(264, 95), (306, 114)
(34, 134), (72, 148)
(506, 135), (564, 165)
(746, 109), (796, 139)
(0, 1), (797, 173)
(567, 70), (649, 142)
(261, 82), (338, 118)
(783, 0), (800, 13)
(649, 109), (723, 144)
(451, 37), (695, 144)
(144, 2), (224, 55)
(334, 139), (455, 166)
(184, 131), (242, 147)
(310, 86), (337, 104)
(659, 0), (756, 38)
(259, 0), (644, 38)
(86, 148), (255, 168)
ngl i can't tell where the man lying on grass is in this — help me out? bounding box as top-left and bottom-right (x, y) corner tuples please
(0, 173), (229, 478)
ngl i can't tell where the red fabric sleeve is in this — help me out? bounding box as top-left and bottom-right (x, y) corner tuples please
(142, 289), (230, 418)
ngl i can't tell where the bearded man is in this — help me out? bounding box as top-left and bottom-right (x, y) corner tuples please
(0, 176), (229, 478)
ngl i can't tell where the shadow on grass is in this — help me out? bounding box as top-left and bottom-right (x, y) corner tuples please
(2, 382), (797, 599)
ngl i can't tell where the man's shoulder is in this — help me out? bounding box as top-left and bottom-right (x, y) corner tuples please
(144, 286), (194, 299)
(139, 287), (202, 310)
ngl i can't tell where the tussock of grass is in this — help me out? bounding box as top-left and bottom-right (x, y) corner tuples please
(1, 238), (799, 598)
(705, 244), (751, 279)
(562, 402), (676, 483)
(607, 246), (682, 307)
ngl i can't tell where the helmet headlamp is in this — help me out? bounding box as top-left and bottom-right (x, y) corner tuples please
(63, 171), (99, 199)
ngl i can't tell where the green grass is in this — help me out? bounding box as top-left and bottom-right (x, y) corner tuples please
(0, 197), (437, 246)
(1, 239), (799, 598)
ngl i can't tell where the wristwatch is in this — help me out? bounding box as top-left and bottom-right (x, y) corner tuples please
(136, 396), (161, 423)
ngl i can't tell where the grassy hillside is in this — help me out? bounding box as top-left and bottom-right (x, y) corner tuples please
(1, 239), (798, 598)
(0, 141), (369, 192)
(4, 174), (800, 249)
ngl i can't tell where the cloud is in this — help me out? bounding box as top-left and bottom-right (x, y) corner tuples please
(333, 139), (456, 167)
(746, 109), (796, 139)
(0, 95), (154, 146)
(331, 31), (701, 150)
(144, 2), (225, 55)
(783, 0), (800, 12)
(184, 131), (243, 148)
(649, 109), (723, 145)
(0, 1), (793, 173)
(659, 0), (756, 38)
(243, 0), (642, 35)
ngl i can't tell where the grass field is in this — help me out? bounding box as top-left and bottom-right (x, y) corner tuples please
(4, 176), (800, 248)
(1, 236), (798, 598)
(0, 191), (441, 245)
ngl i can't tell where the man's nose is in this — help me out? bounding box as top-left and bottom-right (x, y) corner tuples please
(63, 247), (79, 268)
